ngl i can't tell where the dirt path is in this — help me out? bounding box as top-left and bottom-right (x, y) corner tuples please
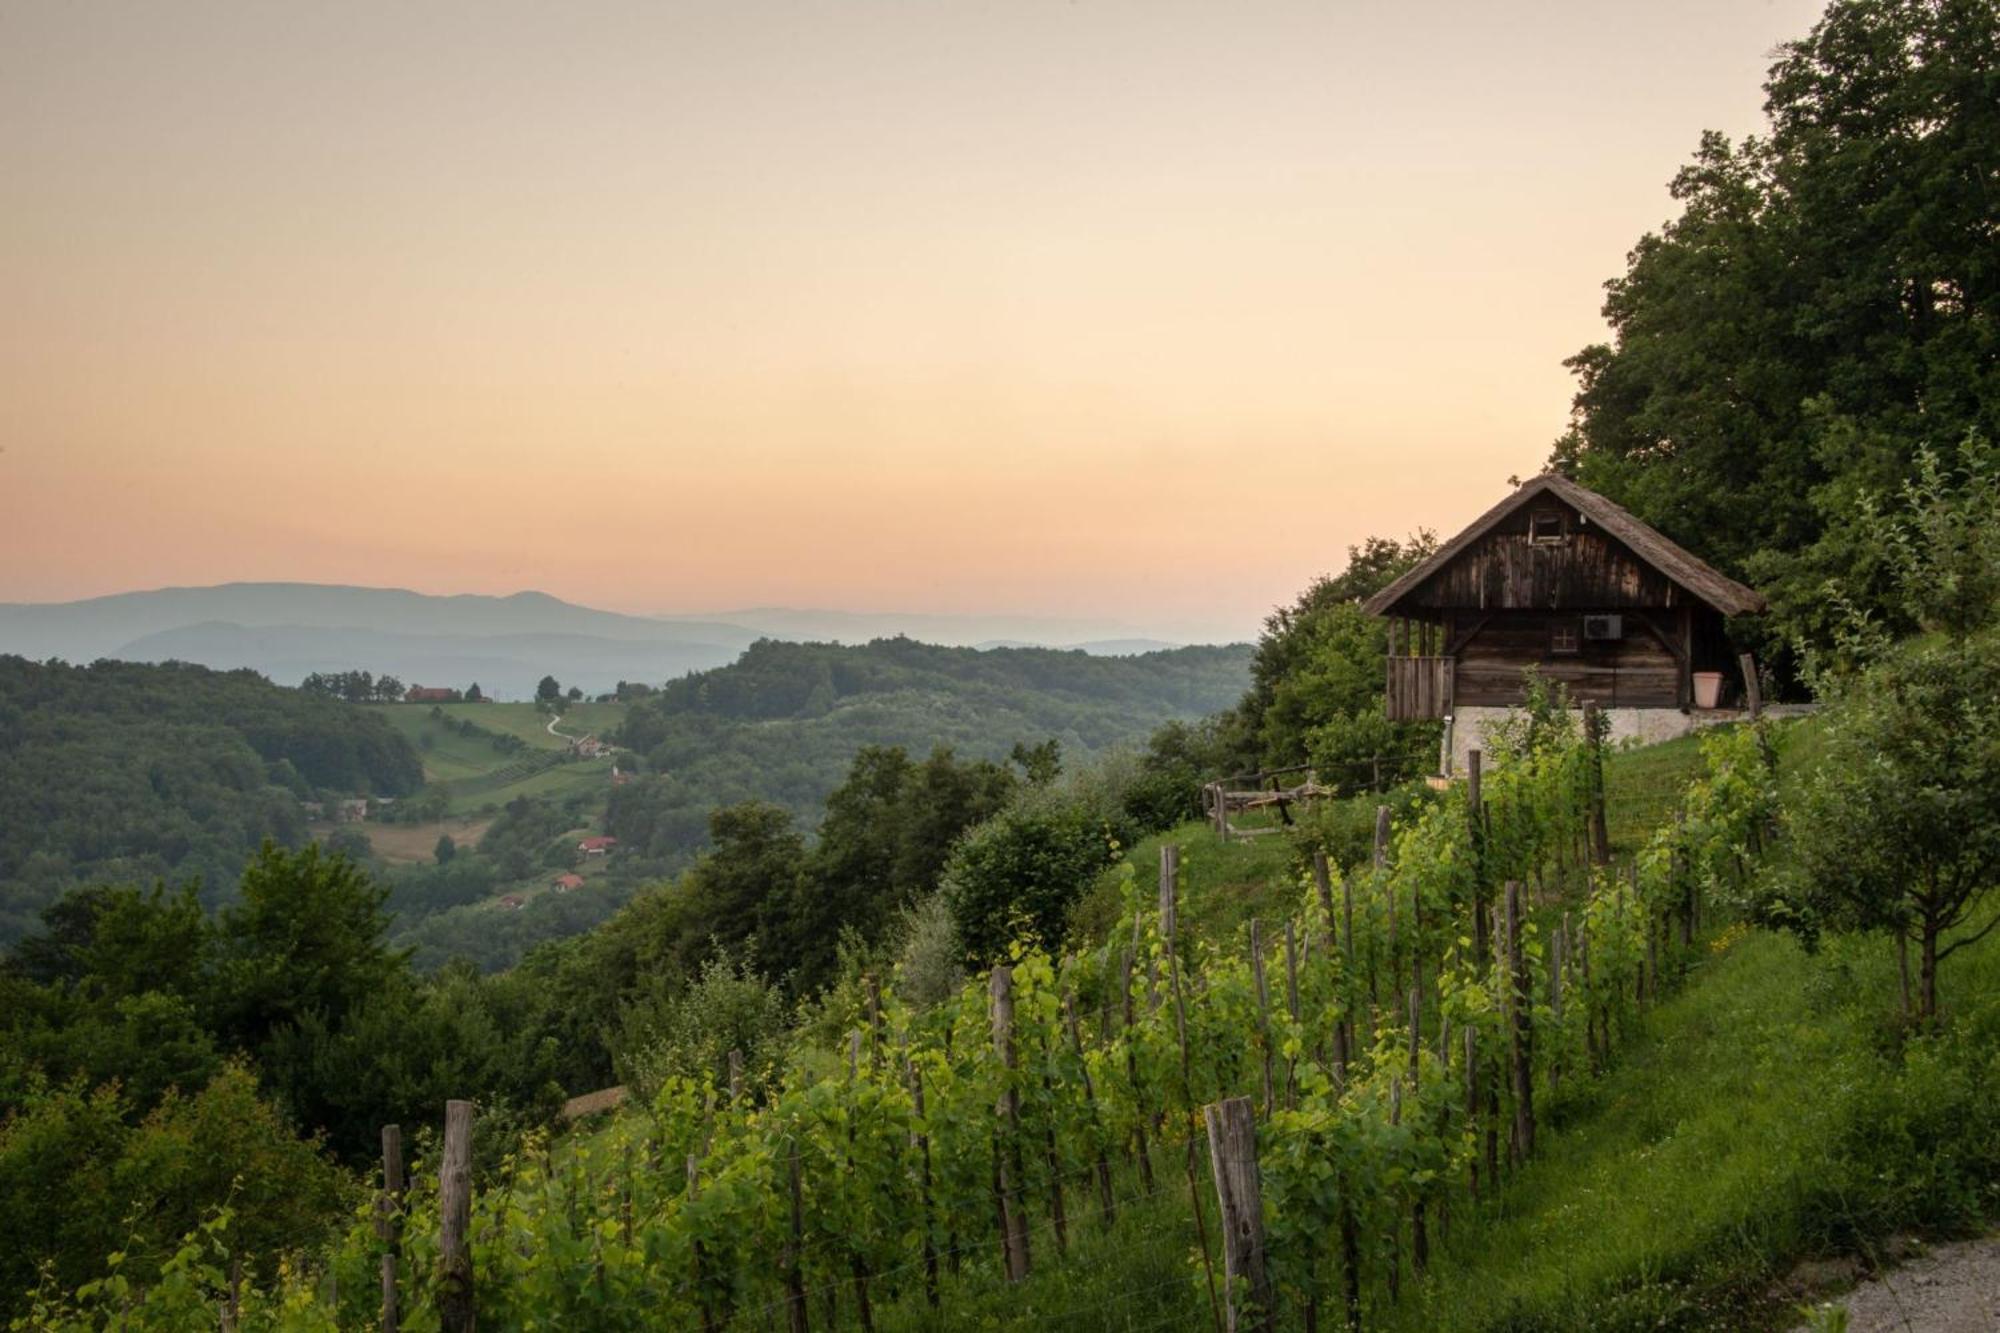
(1809, 1236), (2000, 1331)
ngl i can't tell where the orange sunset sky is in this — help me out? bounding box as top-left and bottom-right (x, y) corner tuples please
(1, 0), (1825, 642)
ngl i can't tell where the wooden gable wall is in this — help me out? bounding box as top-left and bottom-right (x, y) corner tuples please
(1396, 496), (1699, 613)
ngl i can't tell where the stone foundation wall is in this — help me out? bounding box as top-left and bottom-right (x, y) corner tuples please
(1442, 705), (1728, 776)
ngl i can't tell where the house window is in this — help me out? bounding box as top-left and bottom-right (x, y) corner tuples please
(1550, 619), (1581, 655)
(1529, 510), (1567, 544)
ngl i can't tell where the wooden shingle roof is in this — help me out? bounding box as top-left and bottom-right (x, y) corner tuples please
(1361, 473), (1767, 619)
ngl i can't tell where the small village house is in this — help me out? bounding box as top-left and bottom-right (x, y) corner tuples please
(577, 835), (618, 856)
(1363, 473), (1767, 772)
(404, 684), (459, 703)
(551, 872), (585, 893)
(335, 797), (370, 823)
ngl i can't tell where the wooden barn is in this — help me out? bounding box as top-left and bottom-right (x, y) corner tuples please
(1362, 474), (1766, 743)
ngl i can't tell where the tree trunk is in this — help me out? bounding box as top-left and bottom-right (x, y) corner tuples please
(1921, 920), (1940, 1024)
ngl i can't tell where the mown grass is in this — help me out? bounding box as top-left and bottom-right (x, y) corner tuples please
(1383, 920), (2000, 1331)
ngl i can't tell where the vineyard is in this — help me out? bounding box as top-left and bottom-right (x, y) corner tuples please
(22, 711), (1781, 1332)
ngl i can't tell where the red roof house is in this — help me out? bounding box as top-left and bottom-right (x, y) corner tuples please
(577, 835), (619, 855)
(552, 872), (585, 892)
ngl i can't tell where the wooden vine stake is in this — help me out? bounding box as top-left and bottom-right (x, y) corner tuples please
(785, 1140), (809, 1333)
(378, 1124), (405, 1333)
(1311, 850), (1349, 1077)
(1375, 805), (1395, 1010)
(1121, 943), (1155, 1193)
(989, 965), (1032, 1282)
(1282, 918), (1302, 1109)
(1250, 918), (1275, 1117)
(1204, 1097), (1275, 1333)
(438, 1100), (474, 1333)
(1504, 883), (1535, 1160)
(689, 1156), (722, 1333)
(1582, 700), (1611, 866)
(1063, 995), (1117, 1225)
(1163, 844), (1226, 1333)
(905, 1059), (941, 1306)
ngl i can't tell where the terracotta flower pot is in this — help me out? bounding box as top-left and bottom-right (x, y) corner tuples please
(1692, 671), (1724, 709)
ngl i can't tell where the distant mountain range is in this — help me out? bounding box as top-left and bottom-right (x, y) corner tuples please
(0, 584), (1207, 700)
(655, 606), (1180, 652)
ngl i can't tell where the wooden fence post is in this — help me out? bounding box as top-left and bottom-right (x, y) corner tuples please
(1505, 884), (1535, 1160)
(378, 1124), (404, 1333)
(1204, 1097), (1275, 1333)
(1738, 651), (1762, 720)
(989, 965), (1032, 1282)
(438, 1100), (474, 1333)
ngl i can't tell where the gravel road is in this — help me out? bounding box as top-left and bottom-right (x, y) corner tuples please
(1805, 1236), (2000, 1332)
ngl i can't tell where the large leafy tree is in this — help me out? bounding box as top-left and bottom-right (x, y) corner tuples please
(211, 843), (404, 1054)
(1225, 533), (1438, 778)
(1554, 0), (2000, 663)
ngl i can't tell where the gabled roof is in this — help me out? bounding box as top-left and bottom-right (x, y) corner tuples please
(1361, 473), (1767, 619)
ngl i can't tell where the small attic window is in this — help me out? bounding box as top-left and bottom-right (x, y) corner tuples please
(1550, 619), (1581, 655)
(1529, 509), (1567, 544)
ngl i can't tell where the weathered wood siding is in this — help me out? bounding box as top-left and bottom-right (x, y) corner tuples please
(1451, 610), (1683, 708)
(1386, 655), (1453, 720)
(1397, 498), (1696, 612)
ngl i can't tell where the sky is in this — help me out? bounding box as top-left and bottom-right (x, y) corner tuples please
(0, 0), (1827, 642)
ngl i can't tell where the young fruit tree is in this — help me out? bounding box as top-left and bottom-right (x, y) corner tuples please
(1785, 635), (2000, 1020)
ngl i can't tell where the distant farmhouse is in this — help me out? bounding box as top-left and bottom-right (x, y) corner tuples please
(1364, 473), (1768, 771)
(405, 684), (460, 703)
(577, 835), (618, 856)
(552, 872), (585, 893)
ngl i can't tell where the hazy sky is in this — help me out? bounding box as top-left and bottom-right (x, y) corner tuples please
(1, 0), (1825, 640)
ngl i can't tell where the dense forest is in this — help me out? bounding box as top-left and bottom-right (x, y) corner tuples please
(1550, 0), (1998, 675)
(0, 658), (423, 946)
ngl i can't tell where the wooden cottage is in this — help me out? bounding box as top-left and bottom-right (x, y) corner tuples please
(1362, 474), (1766, 730)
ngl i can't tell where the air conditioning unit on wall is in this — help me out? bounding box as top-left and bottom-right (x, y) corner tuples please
(1583, 614), (1624, 641)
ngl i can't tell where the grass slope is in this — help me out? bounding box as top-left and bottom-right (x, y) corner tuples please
(1387, 922), (2000, 1331)
(365, 702), (627, 815)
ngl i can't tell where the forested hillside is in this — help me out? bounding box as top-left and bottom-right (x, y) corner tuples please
(0, 658), (422, 945)
(596, 638), (1250, 866)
